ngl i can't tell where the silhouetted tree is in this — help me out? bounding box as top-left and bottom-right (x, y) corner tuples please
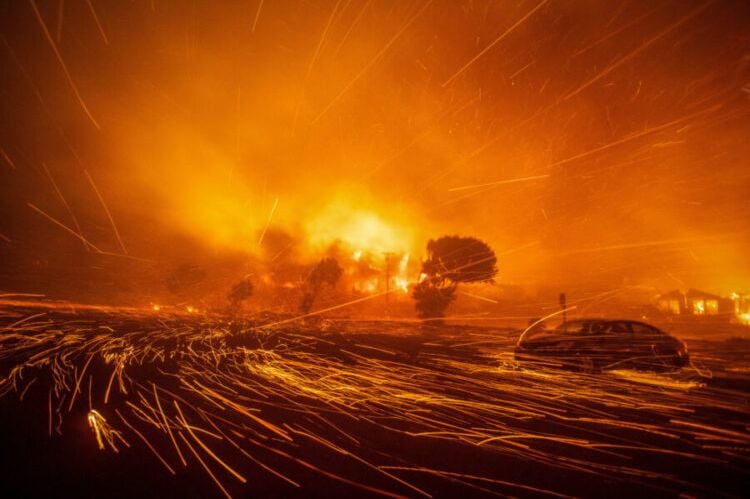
(228, 277), (254, 312)
(300, 257), (342, 314)
(413, 236), (497, 319)
(412, 280), (457, 318)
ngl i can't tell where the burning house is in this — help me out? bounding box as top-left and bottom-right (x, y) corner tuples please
(732, 292), (750, 325)
(657, 289), (734, 318)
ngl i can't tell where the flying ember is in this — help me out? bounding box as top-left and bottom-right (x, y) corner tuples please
(0, 1), (749, 497)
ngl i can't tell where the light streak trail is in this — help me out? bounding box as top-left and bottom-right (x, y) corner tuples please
(0, 147), (17, 169)
(117, 409), (176, 475)
(27, 0), (101, 129)
(545, 103), (721, 169)
(68, 353), (95, 411)
(178, 431), (232, 499)
(153, 383), (187, 466)
(41, 162), (91, 251)
(447, 174), (550, 192)
(257, 290), (394, 329)
(251, 0), (264, 34)
(174, 400), (247, 484)
(310, 0), (433, 125)
(563, 1), (714, 101)
(55, 0), (64, 41)
(84, 170), (128, 254)
(84, 0), (109, 45)
(306, 0), (343, 79)
(256, 197), (279, 248)
(442, 0), (549, 87)
(27, 203), (102, 252)
(332, 0), (373, 57)
(570, 4), (663, 59)
(460, 292), (499, 304)
(560, 234), (737, 255)
(0, 302), (748, 497)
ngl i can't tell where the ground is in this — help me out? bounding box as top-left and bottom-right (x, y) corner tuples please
(0, 303), (748, 498)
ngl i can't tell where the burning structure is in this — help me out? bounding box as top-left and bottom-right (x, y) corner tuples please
(657, 289), (734, 316)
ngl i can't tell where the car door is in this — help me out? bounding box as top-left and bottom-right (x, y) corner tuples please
(576, 321), (605, 360)
(607, 321), (635, 364)
(631, 322), (672, 365)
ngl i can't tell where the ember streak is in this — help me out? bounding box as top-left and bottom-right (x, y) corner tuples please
(0, 1), (749, 497)
(1, 303), (749, 497)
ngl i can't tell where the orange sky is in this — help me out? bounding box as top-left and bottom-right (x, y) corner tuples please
(0, 1), (749, 300)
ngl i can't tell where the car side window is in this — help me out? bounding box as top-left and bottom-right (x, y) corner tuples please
(631, 323), (660, 335)
(588, 322), (607, 335)
(610, 322), (632, 333)
(556, 322), (589, 334)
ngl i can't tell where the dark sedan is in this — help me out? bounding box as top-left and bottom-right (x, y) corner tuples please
(514, 319), (689, 372)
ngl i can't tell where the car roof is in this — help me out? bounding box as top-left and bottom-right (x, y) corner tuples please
(556, 319), (663, 330)
(562, 319), (651, 325)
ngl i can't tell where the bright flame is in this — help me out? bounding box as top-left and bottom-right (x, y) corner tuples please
(305, 202), (414, 256)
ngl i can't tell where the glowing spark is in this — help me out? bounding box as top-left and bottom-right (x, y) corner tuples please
(42, 162), (91, 251)
(88, 409), (127, 452)
(310, 0), (433, 125)
(251, 0), (264, 34)
(178, 431), (232, 499)
(563, 1), (713, 101)
(332, 0), (373, 57)
(460, 291), (499, 304)
(256, 197), (279, 248)
(447, 174), (550, 192)
(173, 401), (247, 483)
(27, 202), (102, 252)
(84, 169), (128, 254)
(55, 0), (64, 41)
(28, 0), (101, 129)
(116, 409), (175, 475)
(258, 290), (394, 329)
(561, 234), (735, 255)
(0, 146), (16, 169)
(306, 0), (342, 79)
(84, 0), (109, 45)
(442, 0), (549, 87)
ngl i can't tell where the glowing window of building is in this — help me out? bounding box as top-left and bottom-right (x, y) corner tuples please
(693, 299), (706, 315)
(705, 300), (718, 315)
(668, 300), (681, 315)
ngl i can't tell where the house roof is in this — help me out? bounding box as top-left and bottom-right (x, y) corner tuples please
(658, 289), (727, 301)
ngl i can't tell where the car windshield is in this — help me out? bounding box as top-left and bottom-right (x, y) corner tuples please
(555, 321), (635, 335)
(630, 322), (664, 335)
(554, 321), (592, 334)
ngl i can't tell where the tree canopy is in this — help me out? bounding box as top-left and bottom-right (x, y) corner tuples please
(423, 236), (497, 283)
(413, 236), (497, 319)
(300, 257), (342, 314)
